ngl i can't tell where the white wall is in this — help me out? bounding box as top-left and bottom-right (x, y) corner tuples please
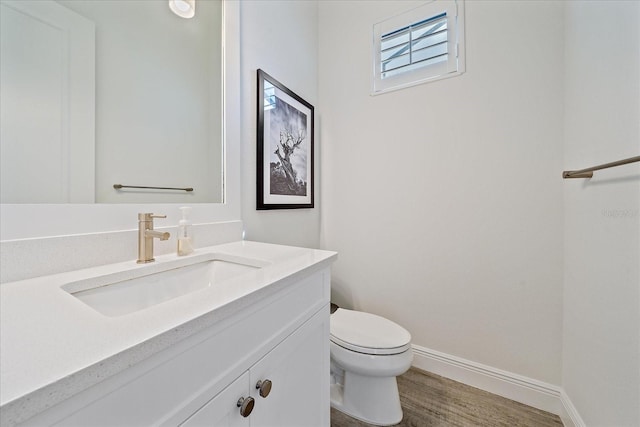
(563, 1), (640, 426)
(319, 0), (565, 385)
(239, 0), (320, 248)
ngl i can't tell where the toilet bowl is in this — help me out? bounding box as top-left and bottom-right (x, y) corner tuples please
(330, 308), (413, 426)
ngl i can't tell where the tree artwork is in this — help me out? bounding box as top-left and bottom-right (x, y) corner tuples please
(269, 97), (308, 196)
(271, 128), (307, 195)
(257, 69), (314, 209)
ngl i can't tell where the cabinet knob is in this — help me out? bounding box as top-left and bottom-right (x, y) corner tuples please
(256, 379), (272, 398)
(237, 396), (255, 417)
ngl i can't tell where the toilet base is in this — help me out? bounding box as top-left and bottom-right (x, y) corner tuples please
(330, 372), (403, 426)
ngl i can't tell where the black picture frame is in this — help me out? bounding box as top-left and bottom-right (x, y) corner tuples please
(257, 69), (314, 210)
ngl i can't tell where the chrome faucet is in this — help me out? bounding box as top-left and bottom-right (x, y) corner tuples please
(137, 213), (170, 263)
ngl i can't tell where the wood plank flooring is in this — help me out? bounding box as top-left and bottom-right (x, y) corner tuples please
(330, 368), (564, 427)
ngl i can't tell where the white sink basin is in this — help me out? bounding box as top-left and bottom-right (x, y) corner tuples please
(64, 257), (266, 317)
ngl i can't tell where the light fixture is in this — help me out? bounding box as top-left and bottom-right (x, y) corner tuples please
(169, 0), (195, 19)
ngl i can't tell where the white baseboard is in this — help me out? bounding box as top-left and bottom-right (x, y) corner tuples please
(559, 389), (586, 427)
(411, 344), (584, 427)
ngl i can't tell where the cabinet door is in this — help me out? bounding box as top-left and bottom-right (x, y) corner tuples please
(0, 0), (95, 203)
(249, 308), (329, 427)
(180, 372), (250, 427)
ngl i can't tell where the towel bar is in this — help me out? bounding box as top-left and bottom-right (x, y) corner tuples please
(113, 184), (194, 192)
(562, 156), (640, 179)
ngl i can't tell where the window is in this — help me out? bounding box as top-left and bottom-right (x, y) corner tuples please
(372, 0), (465, 94)
(264, 80), (276, 110)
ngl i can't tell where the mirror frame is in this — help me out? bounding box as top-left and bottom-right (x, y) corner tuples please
(0, 0), (240, 241)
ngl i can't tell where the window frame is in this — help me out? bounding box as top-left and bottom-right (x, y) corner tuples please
(372, 0), (465, 95)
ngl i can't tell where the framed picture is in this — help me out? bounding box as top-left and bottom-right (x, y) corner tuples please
(257, 69), (314, 209)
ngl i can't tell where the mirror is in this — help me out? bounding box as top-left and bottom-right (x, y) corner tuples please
(0, 0), (223, 204)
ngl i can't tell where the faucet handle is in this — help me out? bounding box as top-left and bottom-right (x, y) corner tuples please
(138, 213), (166, 221)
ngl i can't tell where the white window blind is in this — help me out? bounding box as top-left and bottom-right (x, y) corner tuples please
(373, 0), (465, 94)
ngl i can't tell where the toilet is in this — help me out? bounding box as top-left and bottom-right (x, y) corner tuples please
(329, 306), (413, 426)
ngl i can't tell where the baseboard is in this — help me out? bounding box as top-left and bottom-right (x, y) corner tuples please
(559, 389), (586, 427)
(411, 344), (583, 426)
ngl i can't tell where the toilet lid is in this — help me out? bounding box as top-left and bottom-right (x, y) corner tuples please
(330, 309), (411, 355)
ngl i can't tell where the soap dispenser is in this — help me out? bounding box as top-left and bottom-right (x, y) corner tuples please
(177, 206), (194, 256)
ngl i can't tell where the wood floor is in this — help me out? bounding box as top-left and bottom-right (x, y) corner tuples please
(330, 368), (564, 427)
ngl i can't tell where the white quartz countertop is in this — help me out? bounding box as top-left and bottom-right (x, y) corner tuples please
(0, 240), (336, 424)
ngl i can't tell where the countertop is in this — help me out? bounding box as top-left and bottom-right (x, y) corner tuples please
(0, 240), (337, 425)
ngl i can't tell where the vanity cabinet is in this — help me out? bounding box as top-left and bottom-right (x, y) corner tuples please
(181, 372), (250, 427)
(21, 267), (331, 427)
(182, 308), (328, 426)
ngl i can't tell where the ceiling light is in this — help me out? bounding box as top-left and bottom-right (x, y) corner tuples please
(169, 0), (195, 19)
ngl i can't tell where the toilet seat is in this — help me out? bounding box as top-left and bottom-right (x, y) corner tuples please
(330, 308), (411, 355)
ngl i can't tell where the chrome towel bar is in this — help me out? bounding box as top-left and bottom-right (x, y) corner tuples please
(114, 184), (194, 192)
(562, 155), (640, 179)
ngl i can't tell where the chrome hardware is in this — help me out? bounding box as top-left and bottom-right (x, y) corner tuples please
(237, 396), (255, 417)
(137, 213), (170, 264)
(256, 379), (272, 398)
